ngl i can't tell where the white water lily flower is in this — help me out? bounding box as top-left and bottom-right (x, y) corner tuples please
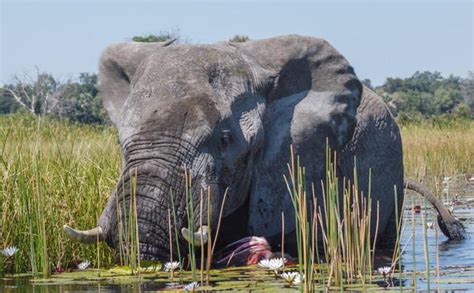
(164, 261), (180, 272)
(280, 271), (303, 285)
(183, 281), (199, 291)
(443, 177), (452, 184)
(426, 222), (434, 229)
(258, 257), (286, 274)
(378, 266), (391, 276)
(77, 260), (90, 270)
(2, 246), (18, 257)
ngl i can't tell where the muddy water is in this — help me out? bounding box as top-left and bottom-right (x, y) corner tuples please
(2, 182), (474, 292)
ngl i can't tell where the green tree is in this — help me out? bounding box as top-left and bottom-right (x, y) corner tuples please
(461, 71), (474, 112)
(432, 87), (463, 114)
(132, 34), (171, 42)
(376, 71), (468, 118)
(229, 35), (250, 42)
(360, 78), (374, 90)
(54, 73), (109, 124)
(0, 86), (20, 113)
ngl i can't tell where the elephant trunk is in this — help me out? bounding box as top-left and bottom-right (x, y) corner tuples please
(65, 136), (224, 261)
(405, 179), (466, 240)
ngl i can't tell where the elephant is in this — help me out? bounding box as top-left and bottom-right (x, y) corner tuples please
(64, 35), (464, 264)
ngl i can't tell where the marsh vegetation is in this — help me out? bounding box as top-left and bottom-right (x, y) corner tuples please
(1, 114), (473, 291)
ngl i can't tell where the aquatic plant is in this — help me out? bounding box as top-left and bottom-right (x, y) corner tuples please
(280, 271), (304, 286)
(258, 258), (286, 274)
(163, 261), (180, 272)
(183, 281), (199, 291)
(77, 260), (90, 270)
(284, 143), (377, 291)
(378, 267), (391, 278)
(2, 246), (18, 257)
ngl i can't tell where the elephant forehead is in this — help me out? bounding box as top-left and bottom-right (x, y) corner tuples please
(118, 89), (220, 144)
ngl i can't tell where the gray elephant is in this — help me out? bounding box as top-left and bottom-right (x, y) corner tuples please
(65, 35), (464, 263)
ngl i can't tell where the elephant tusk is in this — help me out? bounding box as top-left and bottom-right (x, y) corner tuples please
(181, 225), (209, 246)
(63, 224), (105, 243)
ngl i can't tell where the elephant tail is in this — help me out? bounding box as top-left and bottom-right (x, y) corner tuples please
(404, 179), (466, 241)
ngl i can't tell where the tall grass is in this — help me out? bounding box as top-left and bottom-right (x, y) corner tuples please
(0, 114), (119, 274)
(401, 120), (474, 188)
(285, 144), (376, 291)
(115, 168), (141, 274)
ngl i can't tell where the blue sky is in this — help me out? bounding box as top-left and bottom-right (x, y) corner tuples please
(1, 0), (472, 85)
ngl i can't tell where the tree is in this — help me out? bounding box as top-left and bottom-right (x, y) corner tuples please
(360, 78), (373, 90)
(132, 34), (171, 42)
(0, 69), (66, 115)
(132, 28), (182, 43)
(229, 35), (250, 42)
(0, 88), (20, 114)
(52, 73), (108, 124)
(432, 87), (463, 114)
(461, 71), (474, 112)
(376, 71), (469, 117)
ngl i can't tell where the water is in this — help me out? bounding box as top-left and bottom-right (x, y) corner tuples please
(2, 183), (474, 292)
(401, 179), (474, 291)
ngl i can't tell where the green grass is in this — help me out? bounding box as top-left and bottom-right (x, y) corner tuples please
(0, 114), (120, 274)
(285, 144), (375, 291)
(401, 120), (474, 191)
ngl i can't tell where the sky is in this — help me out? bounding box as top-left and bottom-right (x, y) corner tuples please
(1, 0), (472, 86)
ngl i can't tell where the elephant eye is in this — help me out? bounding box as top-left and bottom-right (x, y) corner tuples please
(220, 130), (232, 147)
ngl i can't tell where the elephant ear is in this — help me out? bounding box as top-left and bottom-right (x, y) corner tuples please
(99, 40), (175, 128)
(241, 35), (363, 237)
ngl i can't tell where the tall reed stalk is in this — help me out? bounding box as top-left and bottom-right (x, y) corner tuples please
(112, 168), (141, 274)
(421, 199), (430, 291)
(284, 144), (376, 291)
(184, 168), (197, 280)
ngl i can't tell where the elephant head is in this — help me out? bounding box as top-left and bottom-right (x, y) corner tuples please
(64, 35), (362, 261)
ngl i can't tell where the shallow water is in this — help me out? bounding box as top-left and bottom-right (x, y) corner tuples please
(400, 182), (474, 291)
(2, 182), (474, 292)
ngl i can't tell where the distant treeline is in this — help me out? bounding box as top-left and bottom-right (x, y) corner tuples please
(363, 71), (473, 123)
(1, 70), (473, 125)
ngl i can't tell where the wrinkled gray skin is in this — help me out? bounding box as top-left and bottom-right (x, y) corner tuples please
(72, 35), (405, 261)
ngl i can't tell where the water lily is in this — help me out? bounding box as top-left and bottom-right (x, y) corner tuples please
(164, 261), (180, 272)
(183, 281), (199, 291)
(258, 257), (286, 274)
(280, 271), (303, 286)
(77, 260), (90, 270)
(378, 266), (391, 279)
(2, 246), (18, 257)
(426, 222), (434, 229)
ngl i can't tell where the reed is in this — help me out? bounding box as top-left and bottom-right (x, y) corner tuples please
(1, 114), (118, 274)
(421, 199), (430, 291)
(284, 144), (376, 291)
(401, 121), (474, 189)
(411, 202), (417, 290)
(169, 189), (183, 269)
(184, 168), (197, 280)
